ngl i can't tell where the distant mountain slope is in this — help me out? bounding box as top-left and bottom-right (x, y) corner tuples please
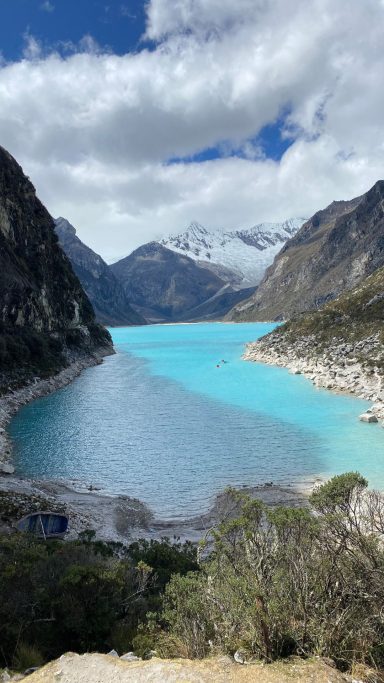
(0, 147), (112, 388)
(55, 218), (146, 327)
(160, 218), (307, 286)
(177, 285), (256, 322)
(111, 242), (251, 322)
(228, 181), (384, 321)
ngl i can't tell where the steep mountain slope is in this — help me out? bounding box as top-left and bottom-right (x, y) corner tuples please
(55, 218), (146, 327)
(228, 183), (384, 321)
(177, 286), (256, 322)
(0, 146), (112, 390)
(110, 242), (247, 322)
(160, 218), (307, 286)
(245, 266), (384, 417)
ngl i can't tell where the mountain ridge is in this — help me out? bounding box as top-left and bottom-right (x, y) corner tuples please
(228, 181), (384, 321)
(54, 217), (146, 327)
(160, 217), (307, 287)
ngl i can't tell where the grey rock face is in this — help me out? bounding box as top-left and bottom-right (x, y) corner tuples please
(229, 181), (384, 321)
(55, 217), (146, 327)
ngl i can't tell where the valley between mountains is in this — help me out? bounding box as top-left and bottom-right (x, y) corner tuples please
(1, 145), (384, 682)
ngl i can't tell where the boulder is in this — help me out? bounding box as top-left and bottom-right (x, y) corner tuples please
(359, 413), (378, 423)
(0, 463), (15, 474)
(120, 652), (141, 662)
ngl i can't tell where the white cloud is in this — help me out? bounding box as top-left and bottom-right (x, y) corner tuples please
(0, 0), (384, 260)
(145, 0), (264, 40)
(22, 32), (42, 60)
(40, 1), (55, 12)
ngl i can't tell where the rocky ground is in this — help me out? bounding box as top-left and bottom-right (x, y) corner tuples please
(0, 474), (313, 543)
(244, 330), (384, 423)
(1, 652), (374, 683)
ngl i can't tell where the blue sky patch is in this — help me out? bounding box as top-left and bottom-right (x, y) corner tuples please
(0, 0), (148, 60)
(167, 114), (294, 166)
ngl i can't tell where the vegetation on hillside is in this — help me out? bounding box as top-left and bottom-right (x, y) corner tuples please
(138, 474), (384, 672)
(1, 474), (384, 676)
(0, 320), (111, 394)
(278, 266), (384, 347)
(0, 532), (197, 671)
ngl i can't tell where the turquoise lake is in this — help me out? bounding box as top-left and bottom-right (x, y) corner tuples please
(9, 323), (384, 518)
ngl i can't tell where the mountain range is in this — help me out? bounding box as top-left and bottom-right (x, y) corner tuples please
(159, 218), (306, 287)
(54, 218), (305, 325)
(110, 241), (255, 323)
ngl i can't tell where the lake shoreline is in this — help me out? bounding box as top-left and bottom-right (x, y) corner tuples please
(0, 473), (319, 543)
(0, 347), (113, 473)
(244, 332), (384, 423)
(2, 320), (382, 540)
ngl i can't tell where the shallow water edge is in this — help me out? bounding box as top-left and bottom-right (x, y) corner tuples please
(0, 473), (318, 543)
(0, 347), (112, 471)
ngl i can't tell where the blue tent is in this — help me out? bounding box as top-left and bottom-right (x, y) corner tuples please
(16, 511), (68, 539)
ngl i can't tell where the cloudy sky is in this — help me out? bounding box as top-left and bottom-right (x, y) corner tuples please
(0, 0), (383, 261)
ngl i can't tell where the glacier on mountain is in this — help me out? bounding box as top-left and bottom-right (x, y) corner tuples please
(159, 218), (307, 287)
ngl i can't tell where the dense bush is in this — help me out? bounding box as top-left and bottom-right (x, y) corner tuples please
(0, 533), (197, 670)
(0, 324), (65, 377)
(150, 473), (384, 671)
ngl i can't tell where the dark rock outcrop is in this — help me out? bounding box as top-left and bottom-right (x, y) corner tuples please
(0, 146), (113, 390)
(228, 181), (384, 321)
(54, 217), (146, 327)
(111, 241), (250, 322)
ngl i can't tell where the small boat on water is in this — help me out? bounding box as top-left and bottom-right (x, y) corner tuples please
(16, 511), (69, 540)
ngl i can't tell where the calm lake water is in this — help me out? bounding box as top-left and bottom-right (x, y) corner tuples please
(9, 323), (384, 518)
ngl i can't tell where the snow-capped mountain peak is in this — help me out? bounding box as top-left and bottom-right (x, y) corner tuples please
(159, 218), (307, 286)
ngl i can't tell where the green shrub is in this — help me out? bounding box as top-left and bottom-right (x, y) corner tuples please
(156, 475), (384, 670)
(13, 643), (44, 672)
(0, 533), (198, 667)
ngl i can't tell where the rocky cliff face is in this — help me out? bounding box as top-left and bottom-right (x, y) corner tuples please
(0, 146), (112, 389)
(54, 218), (146, 327)
(111, 242), (252, 322)
(229, 181), (384, 321)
